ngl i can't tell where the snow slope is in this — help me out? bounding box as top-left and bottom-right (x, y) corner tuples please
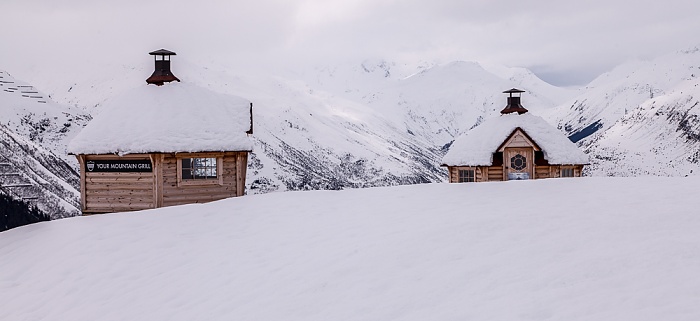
(0, 122), (80, 217)
(542, 46), (700, 176)
(585, 77), (700, 176)
(1, 177), (699, 321)
(0, 70), (83, 217)
(0, 70), (89, 163)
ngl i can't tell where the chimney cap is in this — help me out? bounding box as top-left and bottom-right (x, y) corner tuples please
(149, 49), (177, 56)
(500, 88), (529, 115)
(146, 49), (180, 85)
(502, 88), (525, 94)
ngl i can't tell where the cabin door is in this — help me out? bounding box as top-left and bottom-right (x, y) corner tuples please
(505, 148), (533, 180)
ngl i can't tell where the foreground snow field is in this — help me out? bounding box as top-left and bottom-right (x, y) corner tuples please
(1, 177), (700, 321)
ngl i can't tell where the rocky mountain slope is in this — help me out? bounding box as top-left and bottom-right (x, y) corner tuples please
(0, 70), (86, 218)
(541, 46), (700, 176)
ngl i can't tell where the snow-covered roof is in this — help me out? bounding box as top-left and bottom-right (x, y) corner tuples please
(68, 82), (253, 155)
(442, 113), (589, 166)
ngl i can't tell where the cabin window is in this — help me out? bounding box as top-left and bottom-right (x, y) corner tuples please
(181, 157), (217, 179)
(561, 167), (574, 177)
(177, 154), (223, 186)
(458, 169), (475, 182)
(510, 154), (527, 171)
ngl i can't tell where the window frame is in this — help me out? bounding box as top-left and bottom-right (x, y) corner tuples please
(458, 168), (476, 183)
(510, 154), (527, 171)
(560, 167), (575, 178)
(176, 153), (224, 186)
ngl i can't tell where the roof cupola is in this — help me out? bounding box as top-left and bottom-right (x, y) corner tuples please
(146, 49), (180, 86)
(500, 88), (529, 115)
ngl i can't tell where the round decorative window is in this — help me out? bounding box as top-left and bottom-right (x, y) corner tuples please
(510, 154), (527, 171)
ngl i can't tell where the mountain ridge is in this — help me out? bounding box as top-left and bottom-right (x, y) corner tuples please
(2, 46), (699, 218)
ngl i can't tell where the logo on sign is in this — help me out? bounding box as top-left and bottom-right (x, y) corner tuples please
(87, 161), (95, 172)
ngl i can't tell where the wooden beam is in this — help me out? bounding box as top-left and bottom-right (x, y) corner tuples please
(150, 153), (164, 208)
(77, 154), (86, 212)
(236, 152), (245, 196)
(240, 152), (248, 195)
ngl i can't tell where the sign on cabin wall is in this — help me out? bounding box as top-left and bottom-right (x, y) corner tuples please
(86, 160), (153, 173)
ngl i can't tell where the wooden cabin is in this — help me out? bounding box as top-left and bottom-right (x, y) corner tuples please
(441, 88), (588, 183)
(68, 49), (253, 214)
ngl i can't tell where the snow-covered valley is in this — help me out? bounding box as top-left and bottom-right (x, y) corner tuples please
(1, 177), (699, 320)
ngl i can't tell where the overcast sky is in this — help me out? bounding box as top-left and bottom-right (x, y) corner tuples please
(1, 0), (699, 86)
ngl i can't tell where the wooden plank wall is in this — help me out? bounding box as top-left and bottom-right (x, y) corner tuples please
(546, 165), (585, 178)
(161, 152), (241, 207)
(448, 165), (584, 182)
(81, 151), (249, 214)
(535, 166), (551, 179)
(448, 166), (456, 183)
(487, 166), (503, 181)
(84, 163), (155, 214)
(447, 166), (493, 182)
(475, 167), (483, 182)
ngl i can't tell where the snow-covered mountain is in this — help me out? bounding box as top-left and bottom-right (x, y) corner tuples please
(0, 70), (90, 162)
(3, 44), (699, 214)
(8, 57), (574, 196)
(542, 46), (700, 176)
(0, 71), (87, 217)
(0, 123), (80, 217)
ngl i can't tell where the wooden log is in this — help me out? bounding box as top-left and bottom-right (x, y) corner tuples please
(163, 193), (234, 205)
(86, 189), (154, 196)
(85, 205), (153, 212)
(86, 184), (154, 191)
(86, 200), (154, 208)
(87, 194), (154, 201)
(87, 177), (154, 184)
(78, 155), (86, 211)
(162, 187), (234, 197)
(151, 153), (164, 208)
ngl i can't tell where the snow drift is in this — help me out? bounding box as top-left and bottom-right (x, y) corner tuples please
(1, 177), (699, 321)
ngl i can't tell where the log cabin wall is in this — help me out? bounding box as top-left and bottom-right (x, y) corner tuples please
(79, 151), (248, 214)
(548, 165), (584, 178)
(80, 154), (156, 214)
(447, 166), (490, 183)
(487, 166), (504, 181)
(446, 164), (582, 183)
(161, 151), (247, 207)
(535, 166), (551, 179)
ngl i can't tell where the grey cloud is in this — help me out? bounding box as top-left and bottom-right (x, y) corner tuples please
(2, 0), (700, 86)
